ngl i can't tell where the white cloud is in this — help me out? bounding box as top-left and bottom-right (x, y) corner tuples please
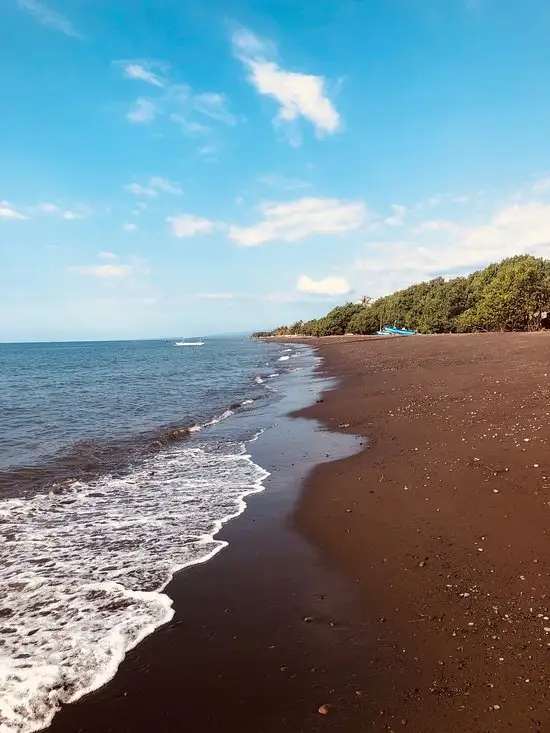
(169, 113), (210, 135)
(532, 177), (550, 193)
(125, 183), (158, 197)
(427, 193), (446, 207)
(228, 197), (366, 247)
(69, 256), (149, 280)
(127, 98), (159, 124)
(69, 265), (132, 279)
(38, 203), (59, 213)
(415, 219), (459, 233)
(297, 274), (351, 296)
(125, 178), (182, 197)
(192, 93), (237, 125)
(122, 223), (138, 232)
(37, 203), (83, 219)
(149, 176), (183, 195)
(116, 61), (238, 135)
(385, 204), (407, 227)
(17, 0), (82, 38)
(197, 292), (236, 300)
(197, 144), (218, 162)
(0, 202), (28, 220)
(258, 173), (311, 191)
(117, 60), (166, 88)
(232, 27), (341, 143)
(167, 214), (215, 238)
(353, 200), (550, 296)
(452, 195), (470, 203)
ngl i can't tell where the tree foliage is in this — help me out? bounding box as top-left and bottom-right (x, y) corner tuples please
(253, 255), (550, 338)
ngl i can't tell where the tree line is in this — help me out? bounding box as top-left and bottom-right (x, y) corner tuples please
(253, 255), (550, 337)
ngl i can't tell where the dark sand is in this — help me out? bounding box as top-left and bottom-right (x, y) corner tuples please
(47, 332), (550, 732)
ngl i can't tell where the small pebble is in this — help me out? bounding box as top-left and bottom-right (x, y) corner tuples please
(318, 704), (330, 715)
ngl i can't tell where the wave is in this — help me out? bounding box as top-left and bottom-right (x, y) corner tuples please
(278, 355), (290, 361)
(0, 443), (270, 733)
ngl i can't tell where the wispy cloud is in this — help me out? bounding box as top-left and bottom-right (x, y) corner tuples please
(384, 204), (407, 227)
(232, 27), (341, 145)
(169, 113), (210, 135)
(37, 202), (84, 220)
(413, 219), (459, 233)
(192, 93), (238, 125)
(17, 0), (82, 39)
(125, 177), (183, 197)
(116, 59), (238, 138)
(296, 274), (351, 296)
(68, 256), (150, 279)
(197, 144), (218, 162)
(127, 98), (160, 124)
(0, 201), (28, 220)
(167, 214), (216, 238)
(258, 173), (311, 191)
(69, 264), (132, 279)
(353, 197), (550, 297)
(197, 292), (236, 300)
(122, 223), (138, 232)
(228, 197), (366, 247)
(149, 176), (183, 194)
(116, 60), (167, 88)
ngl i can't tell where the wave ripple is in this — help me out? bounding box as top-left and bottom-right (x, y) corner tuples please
(0, 443), (269, 733)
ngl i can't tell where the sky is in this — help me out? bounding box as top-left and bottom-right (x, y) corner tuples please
(2, 0), (550, 341)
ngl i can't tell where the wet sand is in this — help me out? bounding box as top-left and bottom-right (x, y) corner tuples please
(47, 332), (550, 733)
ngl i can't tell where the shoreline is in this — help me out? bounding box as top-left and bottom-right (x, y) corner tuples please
(44, 353), (369, 733)
(38, 332), (550, 732)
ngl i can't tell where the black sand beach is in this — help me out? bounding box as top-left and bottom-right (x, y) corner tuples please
(47, 332), (550, 733)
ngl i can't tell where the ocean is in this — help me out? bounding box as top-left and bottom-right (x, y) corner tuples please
(0, 336), (308, 733)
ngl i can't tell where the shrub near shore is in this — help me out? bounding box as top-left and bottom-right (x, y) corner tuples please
(254, 255), (550, 337)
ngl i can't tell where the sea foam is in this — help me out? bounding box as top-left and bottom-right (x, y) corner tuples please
(0, 443), (269, 733)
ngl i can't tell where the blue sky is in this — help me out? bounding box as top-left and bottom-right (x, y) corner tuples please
(2, 0), (550, 341)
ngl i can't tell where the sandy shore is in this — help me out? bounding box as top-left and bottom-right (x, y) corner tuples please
(46, 332), (550, 732)
(295, 331), (550, 731)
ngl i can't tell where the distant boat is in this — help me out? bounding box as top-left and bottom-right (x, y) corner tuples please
(174, 340), (205, 346)
(382, 326), (417, 336)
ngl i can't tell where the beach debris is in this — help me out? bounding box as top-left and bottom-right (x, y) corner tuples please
(418, 558), (428, 568)
(318, 704), (330, 715)
(303, 616), (314, 623)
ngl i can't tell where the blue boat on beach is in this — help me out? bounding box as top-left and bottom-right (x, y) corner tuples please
(381, 326), (418, 336)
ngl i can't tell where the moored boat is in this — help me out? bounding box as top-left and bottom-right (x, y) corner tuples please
(382, 326), (417, 335)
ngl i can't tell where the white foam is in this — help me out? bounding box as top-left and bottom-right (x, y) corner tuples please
(205, 408), (234, 427)
(240, 399), (254, 406)
(0, 443), (269, 733)
(254, 376), (265, 384)
(278, 355), (290, 361)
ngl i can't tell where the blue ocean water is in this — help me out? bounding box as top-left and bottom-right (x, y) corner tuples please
(0, 337), (308, 733)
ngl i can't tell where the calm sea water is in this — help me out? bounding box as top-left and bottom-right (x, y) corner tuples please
(0, 337), (308, 733)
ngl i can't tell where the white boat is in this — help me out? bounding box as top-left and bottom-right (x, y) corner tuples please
(174, 340), (205, 346)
